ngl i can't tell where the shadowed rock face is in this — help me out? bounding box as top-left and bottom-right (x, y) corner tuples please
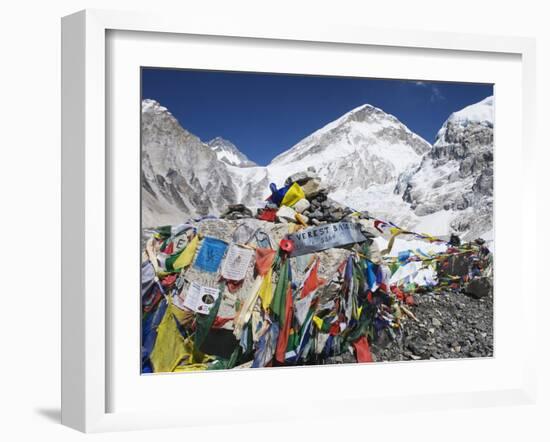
(141, 100), (267, 227)
(398, 97), (494, 240)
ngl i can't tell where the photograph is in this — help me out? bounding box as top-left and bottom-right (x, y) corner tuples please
(140, 69), (494, 374)
(0, 0), (544, 438)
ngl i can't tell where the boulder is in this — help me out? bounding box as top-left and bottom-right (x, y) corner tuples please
(293, 198), (311, 214)
(301, 178), (326, 198)
(465, 277), (492, 299)
(310, 209), (323, 219)
(447, 254), (470, 277)
(220, 204), (253, 220)
(329, 208), (346, 221)
(284, 171), (318, 186)
(276, 205), (297, 223)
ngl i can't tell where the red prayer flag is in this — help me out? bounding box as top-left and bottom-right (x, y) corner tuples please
(374, 220), (385, 233)
(211, 316), (234, 329)
(275, 286), (293, 363)
(353, 336), (373, 363)
(301, 259), (326, 299)
(163, 241), (174, 255)
(160, 274), (177, 288)
(255, 247), (276, 276)
(258, 208), (277, 222)
(391, 285), (405, 301)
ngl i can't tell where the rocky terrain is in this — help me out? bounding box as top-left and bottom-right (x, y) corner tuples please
(321, 288), (493, 365)
(371, 290), (493, 362)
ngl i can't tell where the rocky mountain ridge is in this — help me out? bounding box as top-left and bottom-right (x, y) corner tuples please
(400, 96), (494, 239)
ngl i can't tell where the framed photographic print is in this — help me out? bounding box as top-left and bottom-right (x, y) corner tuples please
(61, 9), (537, 432)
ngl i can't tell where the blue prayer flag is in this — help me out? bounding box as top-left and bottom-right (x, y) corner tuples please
(194, 237), (229, 272)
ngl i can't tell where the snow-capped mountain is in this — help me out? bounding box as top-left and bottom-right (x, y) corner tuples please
(266, 104), (432, 229)
(399, 96), (494, 240)
(269, 104), (431, 189)
(207, 137), (257, 167)
(141, 100), (269, 227)
(142, 100), (239, 227)
(141, 97), (493, 241)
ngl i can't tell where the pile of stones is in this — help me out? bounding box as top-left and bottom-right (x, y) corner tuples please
(282, 170), (355, 225)
(219, 169), (356, 226)
(220, 204), (254, 220)
(277, 170), (355, 225)
(301, 191), (354, 225)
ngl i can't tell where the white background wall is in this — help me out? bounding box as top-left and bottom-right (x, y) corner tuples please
(0, 1), (547, 440)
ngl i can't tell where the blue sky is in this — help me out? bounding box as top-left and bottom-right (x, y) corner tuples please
(142, 68), (493, 166)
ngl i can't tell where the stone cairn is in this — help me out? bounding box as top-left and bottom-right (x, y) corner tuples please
(220, 169), (356, 226)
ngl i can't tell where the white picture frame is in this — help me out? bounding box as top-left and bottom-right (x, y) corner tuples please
(61, 9), (537, 433)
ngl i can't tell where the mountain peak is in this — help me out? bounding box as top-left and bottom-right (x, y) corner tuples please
(209, 136), (229, 145)
(207, 137), (258, 168)
(448, 95), (493, 125)
(270, 103), (430, 167)
(436, 96), (494, 141)
(314, 103), (396, 135)
(142, 99), (168, 115)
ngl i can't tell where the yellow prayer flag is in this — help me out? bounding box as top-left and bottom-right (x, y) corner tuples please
(281, 182), (305, 207)
(312, 315), (323, 330)
(150, 299), (212, 373)
(258, 268), (273, 310)
(150, 302), (188, 373)
(172, 235), (199, 270)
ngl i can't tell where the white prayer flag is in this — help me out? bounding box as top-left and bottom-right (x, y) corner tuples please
(221, 244), (254, 281)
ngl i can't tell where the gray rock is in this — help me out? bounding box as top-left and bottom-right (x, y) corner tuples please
(301, 179), (326, 198)
(465, 277), (492, 299)
(284, 171), (318, 186)
(414, 204), (438, 216)
(220, 204), (253, 219)
(446, 254), (470, 277)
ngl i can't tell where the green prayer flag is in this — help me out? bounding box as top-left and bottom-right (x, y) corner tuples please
(271, 259), (289, 321)
(194, 282), (224, 350)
